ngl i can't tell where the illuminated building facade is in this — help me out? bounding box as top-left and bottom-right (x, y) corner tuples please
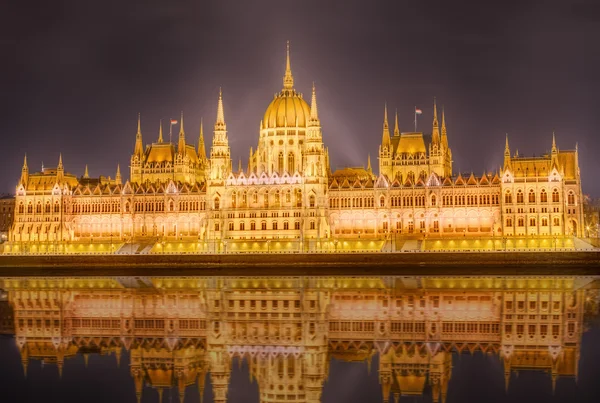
(0, 275), (593, 402)
(4, 44), (585, 254)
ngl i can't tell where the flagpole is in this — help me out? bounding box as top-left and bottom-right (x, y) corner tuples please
(414, 106), (417, 132)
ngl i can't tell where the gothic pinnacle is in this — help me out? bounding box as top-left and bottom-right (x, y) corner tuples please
(158, 119), (164, 143)
(394, 109), (400, 136)
(310, 82), (319, 121)
(283, 40), (294, 90)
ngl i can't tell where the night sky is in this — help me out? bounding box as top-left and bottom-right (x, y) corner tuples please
(3, 0), (600, 196)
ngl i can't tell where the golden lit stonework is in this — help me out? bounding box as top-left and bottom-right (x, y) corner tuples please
(1, 44), (587, 254)
(1, 275), (594, 402)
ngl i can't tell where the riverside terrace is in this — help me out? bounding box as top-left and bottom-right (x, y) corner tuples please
(0, 251), (600, 276)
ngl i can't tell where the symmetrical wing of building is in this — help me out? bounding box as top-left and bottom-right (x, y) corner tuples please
(4, 44), (586, 254)
(0, 275), (595, 403)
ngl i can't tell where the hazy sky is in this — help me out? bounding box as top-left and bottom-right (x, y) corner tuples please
(2, 0), (600, 195)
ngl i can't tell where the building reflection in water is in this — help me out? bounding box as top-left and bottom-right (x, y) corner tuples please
(0, 276), (598, 403)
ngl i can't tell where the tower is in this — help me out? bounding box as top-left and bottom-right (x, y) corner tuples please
(19, 154), (28, 186)
(378, 104), (393, 178)
(130, 114), (144, 183)
(209, 89), (231, 181)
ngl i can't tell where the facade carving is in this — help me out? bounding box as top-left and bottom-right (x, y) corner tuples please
(4, 44), (585, 254)
(0, 275), (592, 402)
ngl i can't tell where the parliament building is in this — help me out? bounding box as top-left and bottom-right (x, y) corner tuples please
(4, 44), (585, 254)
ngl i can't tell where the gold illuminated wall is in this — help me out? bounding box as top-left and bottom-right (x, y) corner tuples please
(5, 44), (585, 253)
(0, 275), (592, 402)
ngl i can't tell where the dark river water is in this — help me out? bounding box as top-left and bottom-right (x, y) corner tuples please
(0, 275), (598, 403)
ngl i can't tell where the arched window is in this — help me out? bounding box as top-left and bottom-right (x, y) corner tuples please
(125, 202), (130, 212)
(540, 189), (548, 203)
(310, 221), (316, 230)
(252, 192), (258, 204)
(36, 203), (42, 214)
(272, 221), (278, 230)
(169, 200), (175, 211)
(552, 189), (560, 203)
(505, 191), (512, 204)
(309, 194), (316, 208)
(296, 190), (302, 207)
(568, 192), (575, 205)
(516, 190), (523, 203)
(278, 152), (284, 173)
(288, 152), (295, 172)
(250, 222), (256, 231)
(528, 189), (535, 203)
(261, 221), (267, 230)
(263, 192), (269, 208)
(214, 197), (220, 210)
(231, 192), (237, 208)
(18, 203), (24, 214)
(283, 221), (289, 230)
(431, 195), (437, 206)
(380, 196), (385, 207)
(274, 191), (280, 205)
(242, 192), (247, 206)
(45, 202), (51, 213)
(286, 190), (291, 203)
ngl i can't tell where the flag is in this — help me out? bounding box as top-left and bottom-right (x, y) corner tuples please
(415, 108), (422, 115)
(170, 119), (178, 125)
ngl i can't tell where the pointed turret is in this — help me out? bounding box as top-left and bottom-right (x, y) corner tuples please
(309, 82), (319, 124)
(382, 103), (391, 150)
(393, 109), (400, 136)
(367, 154), (372, 174)
(215, 88), (226, 131)
(158, 119), (164, 143)
(19, 154), (29, 185)
(198, 118), (207, 162)
(210, 88), (231, 180)
(57, 153), (64, 181)
(178, 111), (186, 155)
(432, 98), (440, 145)
(441, 107), (448, 148)
(134, 113), (144, 158)
(83, 165), (89, 179)
(115, 164), (122, 185)
(283, 40), (294, 90)
(504, 134), (512, 171)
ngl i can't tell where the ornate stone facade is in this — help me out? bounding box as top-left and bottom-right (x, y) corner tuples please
(4, 44), (585, 254)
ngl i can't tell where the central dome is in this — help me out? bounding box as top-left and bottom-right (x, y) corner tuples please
(263, 90), (311, 129)
(262, 42), (311, 130)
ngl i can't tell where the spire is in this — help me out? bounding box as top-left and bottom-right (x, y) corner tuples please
(134, 113), (144, 158)
(115, 164), (122, 185)
(432, 98), (440, 144)
(367, 154), (372, 174)
(505, 134), (510, 155)
(57, 153), (64, 181)
(283, 40), (294, 90)
(393, 109), (400, 136)
(238, 158), (242, 173)
(215, 88), (226, 130)
(158, 119), (164, 143)
(178, 111), (186, 154)
(198, 118), (207, 162)
(83, 165), (89, 179)
(552, 130), (558, 153)
(441, 106), (448, 148)
(382, 103), (391, 150)
(310, 82), (319, 121)
(20, 154), (29, 185)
